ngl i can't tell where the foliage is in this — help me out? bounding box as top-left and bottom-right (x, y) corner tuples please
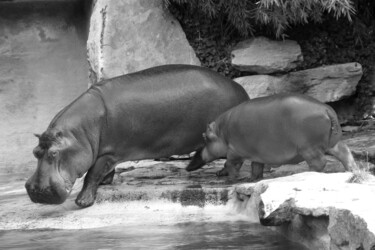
(163, 0), (355, 38)
(165, 0), (375, 119)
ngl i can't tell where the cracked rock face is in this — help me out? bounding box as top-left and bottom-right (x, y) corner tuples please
(234, 62), (362, 102)
(87, 0), (200, 84)
(231, 36), (303, 74)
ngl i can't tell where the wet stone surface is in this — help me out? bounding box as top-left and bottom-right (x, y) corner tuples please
(0, 130), (374, 231)
(97, 160), (236, 206)
(98, 130), (375, 206)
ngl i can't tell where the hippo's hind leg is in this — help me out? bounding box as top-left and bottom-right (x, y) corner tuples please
(100, 170), (115, 185)
(327, 141), (358, 172)
(76, 155), (116, 208)
(300, 147), (327, 172)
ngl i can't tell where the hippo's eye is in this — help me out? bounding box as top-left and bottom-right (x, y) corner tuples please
(48, 150), (59, 159)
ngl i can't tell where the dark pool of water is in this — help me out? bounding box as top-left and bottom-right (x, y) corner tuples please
(0, 221), (307, 250)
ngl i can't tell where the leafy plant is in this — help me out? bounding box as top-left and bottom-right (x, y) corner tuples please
(163, 0), (355, 38)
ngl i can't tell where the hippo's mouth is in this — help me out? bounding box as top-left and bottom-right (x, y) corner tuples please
(26, 185), (69, 204)
(25, 167), (76, 205)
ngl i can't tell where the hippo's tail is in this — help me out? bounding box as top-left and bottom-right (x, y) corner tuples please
(326, 108), (342, 148)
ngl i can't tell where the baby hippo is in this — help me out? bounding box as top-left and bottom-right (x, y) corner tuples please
(186, 94), (358, 181)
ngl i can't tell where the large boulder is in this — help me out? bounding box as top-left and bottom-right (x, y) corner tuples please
(234, 172), (375, 250)
(234, 62), (362, 102)
(87, 0), (200, 84)
(231, 36), (303, 74)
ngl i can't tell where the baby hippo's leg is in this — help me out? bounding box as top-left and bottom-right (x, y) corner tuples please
(236, 162), (265, 182)
(327, 141), (358, 172)
(216, 151), (243, 180)
(217, 159), (244, 179)
(300, 147), (327, 172)
(250, 162), (265, 181)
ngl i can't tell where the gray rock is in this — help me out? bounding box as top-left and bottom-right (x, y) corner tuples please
(231, 36), (303, 74)
(87, 0), (200, 84)
(234, 75), (284, 99)
(234, 172), (375, 250)
(234, 62), (363, 102)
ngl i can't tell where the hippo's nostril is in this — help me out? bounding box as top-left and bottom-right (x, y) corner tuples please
(25, 182), (35, 193)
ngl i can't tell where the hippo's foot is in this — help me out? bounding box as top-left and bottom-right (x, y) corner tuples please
(222, 176), (258, 184)
(216, 168), (229, 177)
(238, 176), (263, 183)
(224, 178), (239, 185)
(75, 189), (96, 208)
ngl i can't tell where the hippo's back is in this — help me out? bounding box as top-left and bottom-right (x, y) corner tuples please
(92, 64), (249, 159)
(225, 94), (340, 164)
(100, 64), (248, 101)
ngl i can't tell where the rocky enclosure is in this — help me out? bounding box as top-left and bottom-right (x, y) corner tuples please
(1, 1), (374, 249)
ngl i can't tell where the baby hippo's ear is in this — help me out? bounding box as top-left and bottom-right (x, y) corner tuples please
(207, 122), (215, 131)
(202, 132), (207, 142)
(206, 122), (217, 140)
(34, 133), (41, 139)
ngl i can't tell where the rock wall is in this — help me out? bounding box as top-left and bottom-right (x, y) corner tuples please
(231, 36), (363, 105)
(0, 1), (89, 173)
(235, 63), (362, 102)
(231, 37), (303, 74)
(87, 0), (200, 84)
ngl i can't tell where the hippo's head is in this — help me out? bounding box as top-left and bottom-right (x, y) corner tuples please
(25, 128), (92, 204)
(186, 122), (228, 172)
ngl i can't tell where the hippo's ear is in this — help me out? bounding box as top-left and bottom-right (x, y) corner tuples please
(207, 122), (216, 132)
(34, 133), (41, 139)
(202, 132), (207, 142)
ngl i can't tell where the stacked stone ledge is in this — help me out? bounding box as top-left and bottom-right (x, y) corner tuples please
(231, 36), (363, 103)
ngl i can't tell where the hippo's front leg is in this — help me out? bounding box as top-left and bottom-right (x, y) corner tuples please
(236, 162), (265, 183)
(100, 170), (115, 185)
(76, 155), (116, 208)
(217, 152), (244, 181)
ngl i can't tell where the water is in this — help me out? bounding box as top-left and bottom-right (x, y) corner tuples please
(0, 222), (307, 250)
(0, 172), (308, 249)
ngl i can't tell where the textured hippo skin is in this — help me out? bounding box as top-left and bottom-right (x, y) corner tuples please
(25, 64), (249, 207)
(186, 94), (358, 181)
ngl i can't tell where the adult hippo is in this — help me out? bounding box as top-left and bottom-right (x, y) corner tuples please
(186, 94), (358, 180)
(25, 64), (249, 208)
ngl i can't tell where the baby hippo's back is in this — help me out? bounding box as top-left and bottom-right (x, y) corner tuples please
(223, 94), (341, 164)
